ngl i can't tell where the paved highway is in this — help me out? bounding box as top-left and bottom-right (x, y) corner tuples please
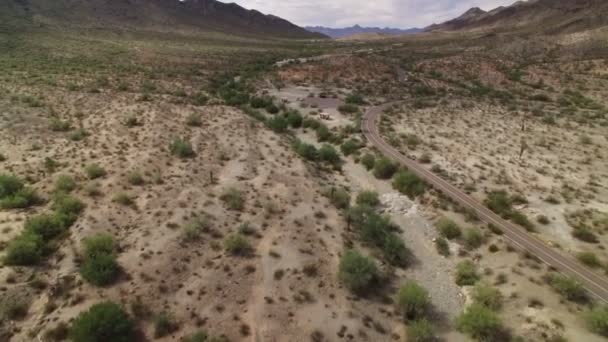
(363, 103), (608, 303)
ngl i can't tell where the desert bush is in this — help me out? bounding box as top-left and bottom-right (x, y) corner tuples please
(250, 96), (273, 109)
(436, 217), (461, 240)
(472, 282), (502, 310)
(315, 124), (332, 142)
(382, 233), (410, 266)
(112, 193), (133, 206)
(572, 226), (598, 243)
(50, 119), (71, 132)
(464, 228), (484, 249)
(318, 144), (341, 165)
(585, 306), (608, 337)
(325, 187), (350, 209)
(153, 311), (178, 338)
(361, 153), (375, 170)
(183, 331), (228, 342)
(485, 190), (534, 231)
(356, 190), (380, 207)
(127, 171), (145, 186)
(373, 157), (397, 179)
(340, 139), (361, 156)
(537, 215), (550, 225)
(55, 175), (77, 193)
(346, 94), (365, 105)
(69, 128), (89, 141)
(286, 110), (303, 128)
(3, 232), (44, 265)
(267, 115), (288, 133)
(456, 304), (502, 341)
(577, 251), (602, 268)
(392, 169), (425, 198)
(169, 137), (195, 158)
(338, 103), (359, 114)
(407, 319), (434, 342)
(0, 174), (40, 209)
(455, 260), (480, 286)
(191, 92), (208, 106)
(69, 302), (133, 342)
(293, 140), (317, 160)
(397, 281), (430, 321)
(80, 234), (119, 286)
(338, 249), (380, 294)
(85, 164), (106, 179)
(435, 237), (450, 256)
(224, 233), (251, 255)
(52, 193), (84, 224)
(220, 188), (245, 211)
(548, 273), (587, 302)
(186, 113), (202, 126)
(24, 213), (66, 241)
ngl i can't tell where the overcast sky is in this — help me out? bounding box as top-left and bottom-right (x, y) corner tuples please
(227, 0), (519, 28)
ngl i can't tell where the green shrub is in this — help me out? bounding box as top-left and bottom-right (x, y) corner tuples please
(338, 103), (359, 114)
(50, 119), (71, 132)
(585, 306), (608, 337)
(52, 193), (84, 225)
(127, 171), (145, 186)
(356, 191), (380, 207)
(169, 137), (195, 158)
(220, 188), (245, 211)
(54, 175), (77, 193)
(153, 311), (178, 338)
(373, 157), (397, 179)
(325, 187), (350, 209)
(80, 234), (119, 286)
(361, 153), (375, 170)
(85, 164), (106, 179)
(577, 251), (602, 268)
(183, 331), (228, 342)
(69, 128), (89, 141)
(455, 260), (480, 286)
(548, 273), (587, 302)
(293, 140), (317, 160)
(318, 144), (340, 165)
(345, 94), (365, 105)
(267, 116), (288, 133)
(286, 110), (303, 128)
(112, 193), (133, 206)
(0, 174), (40, 209)
(250, 96), (273, 109)
(572, 226), (598, 243)
(69, 302), (133, 342)
(338, 249), (380, 294)
(435, 237), (450, 256)
(186, 113), (202, 126)
(472, 283), (502, 310)
(510, 211), (535, 231)
(382, 233), (410, 266)
(436, 218), (461, 240)
(397, 281), (430, 321)
(407, 319), (434, 342)
(266, 103), (279, 114)
(456, 304), (502, 341)
(392, 170), (425, 198)
(484, 190), (512, 216)
(3, 232), (44, 265)
(340, 139), (361, 156)
(315, 124), (332, 142)
(224, 233), (251, 255)
(463, 228), (484, 249)
(24, 213), (66, 241)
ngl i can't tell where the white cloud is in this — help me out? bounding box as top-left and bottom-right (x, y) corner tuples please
(225, 0), (518, 28)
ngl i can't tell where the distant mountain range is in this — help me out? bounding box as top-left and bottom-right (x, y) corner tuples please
(0, 0), (325, 39)
(426, 0), (608, 34)
(305, 25), (422, 39)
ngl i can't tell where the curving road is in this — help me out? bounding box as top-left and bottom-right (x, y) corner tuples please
(363, 103), (608, 303)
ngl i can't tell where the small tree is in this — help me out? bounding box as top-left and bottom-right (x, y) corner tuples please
(338, 249), (380, 294)
(397, 281), (430, 321)
(69, 302), (134, 342)
(318, 144), (341, 166)
(456, 304), (502, 341)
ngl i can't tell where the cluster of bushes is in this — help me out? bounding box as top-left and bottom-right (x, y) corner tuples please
(546, 272), (587, 302)
(455, 260), (480, 286)
(0, 174), (40, 209)
(4, 193), (84, 265)
(218, 79), (250, 106)
(347, 204), (410, 266)
(484, 190), (534, 231)
(456, 281), (504, 341)
(585, 305), (608, 337)
(293, 140), (342, 168)
(79, 234), (120, 286)
(338, 103), (359, 114)
(266, 109), (303, 133)
(392, 170), (426, 199)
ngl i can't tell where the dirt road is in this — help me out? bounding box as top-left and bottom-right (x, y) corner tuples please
(363, 102), (608, 304)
